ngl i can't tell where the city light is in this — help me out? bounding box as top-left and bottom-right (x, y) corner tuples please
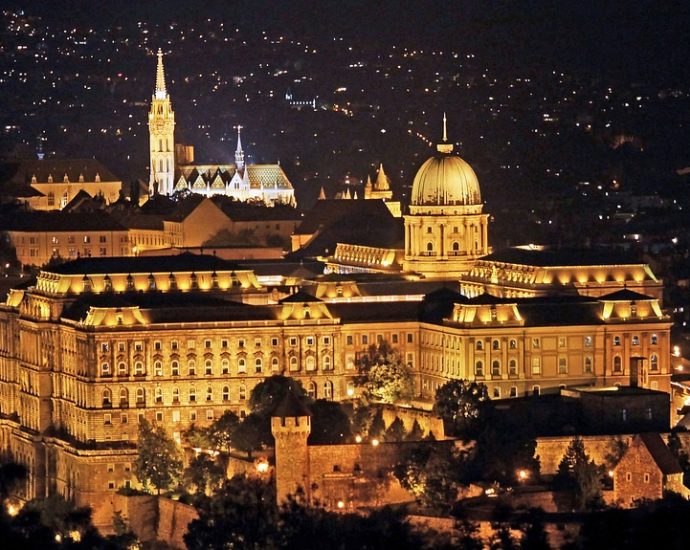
(371, 439), (379, 447)
(355, 435), (362, 443)
(337, 500), (345, 509)
(256, 460), (269, 474)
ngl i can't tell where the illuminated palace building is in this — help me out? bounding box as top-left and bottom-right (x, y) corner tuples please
(0, 120), (672, 526)
(149, 49), (296, 206)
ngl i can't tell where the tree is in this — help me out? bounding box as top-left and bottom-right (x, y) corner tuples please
(185, 475), (280, 550)
(308, 400), (351, 444)
(519, 508), (551, 550)
(249, 375), (307, 416)
(385, 417), (407, 442)
(406, 419), (425, 441)
(368, 408), (386, 438)
(207, 410), (240, 452)
(434, 379), (490, 438)
(183, 453), (226, 496)
(554, 437), (602, 511)
(394, 439), (468, 512)
(473, 411), (540, 484)
(230, 413), (271, 458)
(134, 418), (183, 494)
(604, 436), (629, 469)
(0, 460), (27, 501)
(356, 341), (413, 404)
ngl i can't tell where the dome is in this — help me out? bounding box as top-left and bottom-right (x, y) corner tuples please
(411, 153), (481, 207)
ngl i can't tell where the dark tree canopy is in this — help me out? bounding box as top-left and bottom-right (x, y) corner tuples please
(434, 380), (490, 438)
(308, 399), (352, 444)
(134, 418), (183, 494)
(249, 375), (307, 416)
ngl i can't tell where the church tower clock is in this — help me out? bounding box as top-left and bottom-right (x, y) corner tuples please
(148, 49), (175, 195)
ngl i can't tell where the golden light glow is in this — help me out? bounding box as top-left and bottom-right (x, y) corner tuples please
(371, 438), (379, 447)
(355, 435), (362, 443)
(256, 460), (269, 474)
(337, 500), (345, 509)
(517, 469), (529, 481)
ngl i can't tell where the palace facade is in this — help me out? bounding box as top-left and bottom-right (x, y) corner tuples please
(0, 116), (674, 527)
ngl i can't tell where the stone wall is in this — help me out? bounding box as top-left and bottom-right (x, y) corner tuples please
(379, 404), (445, 439)
(109, 494), (197, 549)
(536, 434), (634, 475)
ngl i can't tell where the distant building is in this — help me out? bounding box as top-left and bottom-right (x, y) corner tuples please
(148, 51), (296, 206)
(0, 158), (123, 210)
(0, 211), (129, 266)
(613, 433), (688, 507)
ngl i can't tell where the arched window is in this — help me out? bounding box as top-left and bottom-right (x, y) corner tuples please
(491, 360), (501, 376)
(188, 359), (196, 376)
(426, 242), (434, 252)
(323, 356), (332, 371)
(475, 360), (484, 376)
(308, 381), (317, 399)
(476, 340), (484, 351)
(255, 358), (263, 373)
(171, 360), (179, 376)
(134, 361), (144, 375)
(222, 386), (229, 401)
(289, 356), (299, 371)
(509, 339), (517, 350)
(102, 389), (112, 407)
(305, 356), (316, 371)
(239, 385), (247, 401)
(118, 362), (127, 375)
(154, 361), (163, 376)
(136, 388), (145, 404)
(206, 387), (213, 402)
(650, 354), (659, 371)
(155, 388), (163, 403)
(119, 388), (128, 406)
(159, 159), (163, 173)
(492, 340), (500, 350)
(101, 362), (110, 376)
(221, 358), (230, 374)
(651, 334), (658, 345)
(238, 357), (247, 373)
(613, 356), (623, 373)
(205, 359), (213, 375)
(172, 387), (180, 403)
(189, 387), (196, 402)
(493, 387), (501, 399)
(613, 336), (621, 346)
(509, 359), (517, 375)
(323, 381), (333, 399)
(271, 356), (280, 371)
(452, 241), (460, 252)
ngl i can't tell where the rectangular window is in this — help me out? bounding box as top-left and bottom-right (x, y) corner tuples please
(392, 334), (399, 344)
(323, 336), (331, 346)
(271, 338), (279, 347)
(255, 338), (262, 348)
(190, 411), (197, 422)
(239, 339), (246, 348)
(531, 357), (541, 375)
(407, 333), (414, 344)
(558, 337), (566, 348)
(306, 337), (314, 346)
(205, 339), (212, 349)
(134, 341), (143, 352)
(156, 412), (163, 422)
(171, 340), (178, 350)
(172, 410), (180, 423)
(154, 341), (161, 351)
(121, 414), (128, 424)
(221, 339), (229, 349)
(104, 413), (112, 425)
(531, 338), (540, 349)
(346, 335), (353, 346)
(206, 409), (214, 420)
(584, 336), (593, 347)
(99, 235), (107, 243)
(558, 357), (568, 374)
(289, 337), (297, 347)
(361, 335), (369, 345)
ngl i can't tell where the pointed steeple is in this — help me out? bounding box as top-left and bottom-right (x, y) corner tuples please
(155, 49), (167, 99)
(375, 163), (390, 191)
(318, 186), (326, 200)
(344, 188), (351, 200)
(437, 112), (453, 154)
(235, 125), (245, 171)
(353, 190), (358, 200)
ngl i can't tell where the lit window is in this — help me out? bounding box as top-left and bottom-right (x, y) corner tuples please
(613, 336), (621, 346)
(102, 389), (112, 407)
(189, 388), (196, 402)
(221, 358), (230, 374)
(531, 357), (541, 375)
(584, 356), (593, 373)
(492, 387), (501, 399)
(239, 385), (247, 401)
(206, 387), (213, 402)
(492, 340), (500, 350)
(289, 356), (299, 371)
(613, 356), (623, 373)
(632, 336), (640, 346)
(323, 356), (332, 370)
(205, 359), (213, 375)
(271, 357), (279, 371)
(305, 356), (316, 371)
(155, 388), (163, 403)
(650, 354), (658, 371)
(558, 357), (568, 374)
(323, 381), (333, 399)
(509, 386), (518, 398)
(255, 358), (263, 373)
(238, 358), (247, 373)
(491, 360), (500, 376)
(509, 339), (517, 350)
(308, 381), (317, 399)
(651, 334), (658, 345)
(476, 340), (484, 351)
(475, 360), (484, 377)
(188, 359), (196, 376)
(171, 360), (179, 376)
(509, 359), (517, 375)
(222, 386), (229, 401)
(154, 361), (163, 376)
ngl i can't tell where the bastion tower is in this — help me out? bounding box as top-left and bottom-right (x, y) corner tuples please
(403, 114), (491, 278)
(271, 391), (312, 503)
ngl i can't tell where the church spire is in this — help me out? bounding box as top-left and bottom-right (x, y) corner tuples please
(235, 125), (245, 171)
(437, 112), (453, 154)
(375, 163), (390, 191)
(318, 186), (326, 200)
(155, 48), (167, 99)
